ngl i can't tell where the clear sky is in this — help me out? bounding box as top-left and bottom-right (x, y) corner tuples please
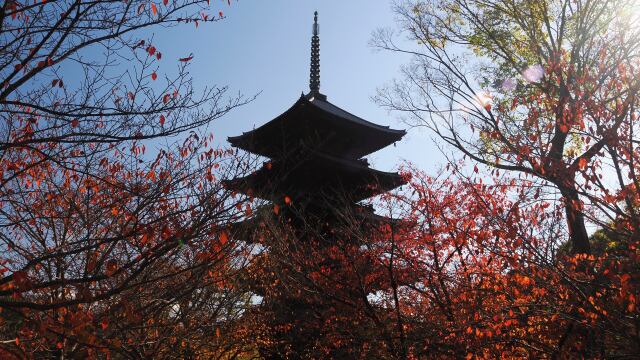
(152, 0), (442, 173)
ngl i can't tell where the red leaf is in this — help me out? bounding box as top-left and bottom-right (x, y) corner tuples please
(578, 158), (587, 170)
(147, 46), (156, 56)
(159, 114), (165, 125)
(71, 119), (79, 128)
(151, 72), (157, 81)
(163, 94), (170, 104)
(219, 11), (224, 17)
(179, 55), (193, 62)
(52, 79), (59, 87)
(105, 259), (118, 276)
(156, 52), (162, 60)
(163, 0), (168, 5)
(128, 92), (135, 101)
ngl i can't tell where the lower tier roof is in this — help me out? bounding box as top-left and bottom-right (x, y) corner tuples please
(230, 204), (401, 245)
(223, 151), (406, 203)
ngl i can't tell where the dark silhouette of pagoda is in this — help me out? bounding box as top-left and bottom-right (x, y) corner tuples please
(225, 12), (406, 358)
(226, 11), (405, 224)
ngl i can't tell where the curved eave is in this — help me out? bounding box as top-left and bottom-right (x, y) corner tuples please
(222, 151), (406, 202)
(306, 95), (405, 137)
(227, 95), (405, 158)
(227, 97), (306, 149)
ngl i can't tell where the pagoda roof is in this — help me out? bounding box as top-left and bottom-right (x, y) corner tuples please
(223, 150), (406, 203)
(230, 204), (400, 244)
(228, 94), (405, 159)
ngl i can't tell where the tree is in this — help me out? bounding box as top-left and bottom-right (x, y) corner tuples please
(374, 0), (640, 254)
(248, 165), (639, 357)
(0, 0), (256, 356)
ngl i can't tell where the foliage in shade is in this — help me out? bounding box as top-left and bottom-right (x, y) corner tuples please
(0, 0), (638, 358)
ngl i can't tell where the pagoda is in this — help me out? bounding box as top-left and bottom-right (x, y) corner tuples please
(225, 11), (405, 225)
(225, 12), (406, 358)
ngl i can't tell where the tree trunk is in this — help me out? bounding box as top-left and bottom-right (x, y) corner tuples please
(559, 187), (591, 254)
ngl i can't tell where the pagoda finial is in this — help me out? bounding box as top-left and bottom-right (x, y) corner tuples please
(309, 11), (320, 95)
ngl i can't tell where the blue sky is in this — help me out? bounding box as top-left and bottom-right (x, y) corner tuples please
(151, 0), (442, 173)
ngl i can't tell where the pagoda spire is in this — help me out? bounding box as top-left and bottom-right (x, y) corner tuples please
(309, 11), (321, 95)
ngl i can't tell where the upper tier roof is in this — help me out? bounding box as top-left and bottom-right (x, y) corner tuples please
(228, 94), (405, 160)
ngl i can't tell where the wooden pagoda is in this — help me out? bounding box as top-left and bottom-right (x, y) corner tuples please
(224, 11), (406, 357)
(226, 11), (405, 224)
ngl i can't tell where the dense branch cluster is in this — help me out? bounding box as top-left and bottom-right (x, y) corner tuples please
(0, 0), (638, 358)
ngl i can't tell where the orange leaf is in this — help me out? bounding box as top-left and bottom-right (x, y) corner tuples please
(105, 259), (118, 276)
(151, 3), (157, 16)
(578, 158), (587, 170)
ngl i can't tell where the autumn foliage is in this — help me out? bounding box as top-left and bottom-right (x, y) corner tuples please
(1, 0), (639, 359)
(0, 0), (256, 358)
(238, 166), (638, 358)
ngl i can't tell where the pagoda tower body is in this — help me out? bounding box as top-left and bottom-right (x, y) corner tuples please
(225, 12), (406, 358)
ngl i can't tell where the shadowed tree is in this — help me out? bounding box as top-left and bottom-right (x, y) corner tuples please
(0, 0), (258, 357)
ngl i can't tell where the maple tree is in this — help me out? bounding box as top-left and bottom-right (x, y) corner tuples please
(1, 0), (638, 358)
(231, 0), (640, 353)
(241, 166), (639, 358)
(0, 0), (258, 357)
(373, 0), (640, 255)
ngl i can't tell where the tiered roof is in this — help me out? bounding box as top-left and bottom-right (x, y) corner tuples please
(228, 94), (405, 160)
(225, 11), (406, 223)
